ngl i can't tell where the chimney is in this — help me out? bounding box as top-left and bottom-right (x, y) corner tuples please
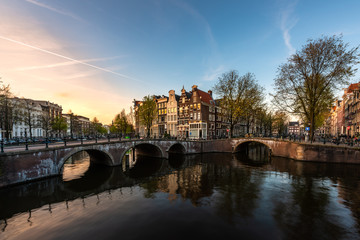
(208, 90), (212, 97)
(192, 85), (198, 91)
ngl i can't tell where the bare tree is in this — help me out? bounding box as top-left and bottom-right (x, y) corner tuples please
(272, 35), (359, 141)
(0, 83), (21, 140)
(20, 98), (41, 139)
(40, 110), (52, 138)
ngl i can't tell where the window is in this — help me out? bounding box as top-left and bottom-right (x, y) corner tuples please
(197, 103), (201, 110)
(198, 112), (200, 120)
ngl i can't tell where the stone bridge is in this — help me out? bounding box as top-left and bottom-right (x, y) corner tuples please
(1, 138), (360, 187)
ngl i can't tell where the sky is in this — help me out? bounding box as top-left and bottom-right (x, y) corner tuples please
(1, 0), (360, 124)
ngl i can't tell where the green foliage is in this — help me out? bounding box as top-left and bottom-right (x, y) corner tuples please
(91, 117), (107, 136)
(214, 71), (264, 137)
(52, 116), (67, 136)
(138, 95), (157, 137)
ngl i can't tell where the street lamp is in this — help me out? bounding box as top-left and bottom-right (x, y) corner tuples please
(25, 129), (28, 151)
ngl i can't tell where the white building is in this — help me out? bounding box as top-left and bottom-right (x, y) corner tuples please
(167, 90), (179, 137)
(12, 98), (44, 139)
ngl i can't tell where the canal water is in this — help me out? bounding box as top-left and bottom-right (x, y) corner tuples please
(1, 143), (360, 240)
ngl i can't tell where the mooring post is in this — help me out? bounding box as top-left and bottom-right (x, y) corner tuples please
(45, 137), (49, 149)
(64, 137), (67, 147)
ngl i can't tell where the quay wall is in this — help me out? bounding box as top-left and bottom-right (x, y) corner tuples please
(1, 139), (360, 188)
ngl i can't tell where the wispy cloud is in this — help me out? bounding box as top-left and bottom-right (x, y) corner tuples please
(12, 56), (122, 71)
(279, 1), (298, 54)
(25, 0), (84, 22)
(171, 0), (217, 51)
(0, 35), (141, 82)
(203, 65), (224, 81)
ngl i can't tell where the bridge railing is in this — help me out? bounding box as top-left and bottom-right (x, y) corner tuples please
(2, 134), (359, 154)
(0, 135), (138, 154)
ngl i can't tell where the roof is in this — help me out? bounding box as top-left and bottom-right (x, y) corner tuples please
(347, 83), (360, 93)
(289, 121), (299, 126)
(197, 89), (214, 105)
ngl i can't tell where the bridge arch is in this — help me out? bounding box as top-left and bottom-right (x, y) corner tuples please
(233, 140), (272, 154)
(59, 148), (115, 174)
(167, 143), (186, 154)
(121, 142), (164, 161)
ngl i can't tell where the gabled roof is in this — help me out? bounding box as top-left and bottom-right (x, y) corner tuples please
(347, 83), (360, 93)
(197, 89), (214, 105)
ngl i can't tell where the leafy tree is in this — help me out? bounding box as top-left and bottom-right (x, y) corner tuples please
(91, 117), (107, 136)
(272, 35), (359, 142)
(272, 111), (288, 136)
(138, 95), (157, 137)
(113, 109), (129, 135)
(52, 116), (67, 137)
(214, 71), (264, 137)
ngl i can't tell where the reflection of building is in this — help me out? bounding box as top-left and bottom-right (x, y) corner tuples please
(157, 164), (211, 206)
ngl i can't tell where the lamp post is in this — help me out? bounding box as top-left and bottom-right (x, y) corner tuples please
(1, 139), (4, 153)
(25, 129), (28, 151)
(0, 130), (4, 153)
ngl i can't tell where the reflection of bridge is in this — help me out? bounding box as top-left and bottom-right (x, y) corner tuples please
(1, 138), (359, 187)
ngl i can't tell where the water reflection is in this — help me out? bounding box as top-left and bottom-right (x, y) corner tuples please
(1, 150), (360, 239)
(62, 151), (90, 181)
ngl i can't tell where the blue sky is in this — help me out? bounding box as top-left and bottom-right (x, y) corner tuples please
(1, 0), (360, 123)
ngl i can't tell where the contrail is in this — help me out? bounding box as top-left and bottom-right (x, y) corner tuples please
(25, 0), (84, 23)
(13, 56), (122, 71)
(0, 35), (140, 82)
